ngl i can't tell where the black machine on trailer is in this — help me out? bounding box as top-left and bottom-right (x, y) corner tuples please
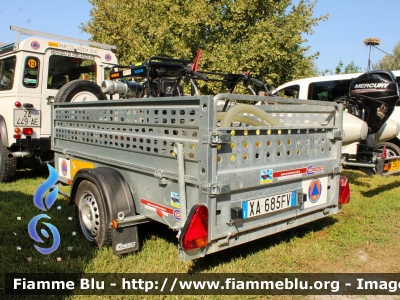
(337, 70), (400, 175)
(101, 55), (274, 100)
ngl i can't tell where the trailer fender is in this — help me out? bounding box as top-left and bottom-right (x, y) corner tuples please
(71, 167), (139, 254)
(0, 115), (9, 147)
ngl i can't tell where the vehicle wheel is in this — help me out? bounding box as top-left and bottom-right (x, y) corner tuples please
(0, 136), (17, 182)
(75, 180), (110, 247)
(54, 79), (107, 103)
(377, 142), (400, 158)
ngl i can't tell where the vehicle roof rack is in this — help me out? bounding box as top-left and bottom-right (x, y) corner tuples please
(10, 25), (116, 50)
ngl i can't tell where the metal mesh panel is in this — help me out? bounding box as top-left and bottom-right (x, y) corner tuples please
(54, 106), (201, 161)
(217, 128), (336, 170)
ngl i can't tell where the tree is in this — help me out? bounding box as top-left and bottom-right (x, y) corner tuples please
(82, 0), (327, 88)
(373, 41), (400, 70)
(320, 60), (362, 76)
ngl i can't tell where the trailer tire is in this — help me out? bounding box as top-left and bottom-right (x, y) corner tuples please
(377, 142), (400, 158)
(54, 79), (107, 103)
(75, 180), (111, 247)
(0, 136), (16, 182)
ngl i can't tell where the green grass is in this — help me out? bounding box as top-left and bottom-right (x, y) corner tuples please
(1, 161), (400, 299)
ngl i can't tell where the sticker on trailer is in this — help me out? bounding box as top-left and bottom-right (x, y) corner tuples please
(70, 159), (94, 178)
(174, 210), (180, 220)
(301, 176), (328, 209)
(260, 169), (273, 184)
(140, 199), (173, 218)
(307, 165), (324, 175)
(58, 158), (71, 179)
(273, 167), (307, 181)
(308, 179), (322, 203)
(170, 192), (180, 208)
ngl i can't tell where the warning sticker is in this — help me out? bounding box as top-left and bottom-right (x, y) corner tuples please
(141, 199), (173, 218)
(274, 168), (307, 180)
(260, 169), (273, 184)
(170, 192), (180, 208)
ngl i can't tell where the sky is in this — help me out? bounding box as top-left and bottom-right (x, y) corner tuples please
(0, 0), (399, 74)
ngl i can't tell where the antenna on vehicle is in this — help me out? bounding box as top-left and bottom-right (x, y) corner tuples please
(364, 38), (380, 71)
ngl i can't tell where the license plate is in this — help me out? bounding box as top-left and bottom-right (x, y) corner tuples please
(14, 109), (41, 127)
(389, 159), (400, 172)
(242, 191), (297, 219)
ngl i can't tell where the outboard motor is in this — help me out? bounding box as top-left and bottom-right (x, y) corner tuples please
(347, 70), (399, 174)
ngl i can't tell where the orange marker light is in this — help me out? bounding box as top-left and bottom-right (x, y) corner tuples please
(112, 219), (118, 229)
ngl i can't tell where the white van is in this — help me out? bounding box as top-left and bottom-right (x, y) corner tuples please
(271, 71), (400, 173)
(0, 26), (119, 182)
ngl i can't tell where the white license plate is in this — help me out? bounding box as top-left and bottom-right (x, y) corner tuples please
(14, 109), (41, 127)
(242, 191), (297, 219)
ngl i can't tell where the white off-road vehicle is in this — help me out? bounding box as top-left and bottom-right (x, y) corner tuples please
(0, 26), (118, 181)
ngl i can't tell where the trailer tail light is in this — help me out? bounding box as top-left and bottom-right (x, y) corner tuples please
(180, 205), (208, 251)
(381, 145), (387, 159)
(13, 134), (21, 139)
(23, 128), (33, 135)
(14, 128), (21, 134)
(338, 176), (350, 205)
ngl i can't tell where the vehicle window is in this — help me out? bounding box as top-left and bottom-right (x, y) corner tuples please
(104, 66), (112, 80)
(47, 54), (96, 89)
(0, 56), (16, 90)
(308, 79), (353, 101)
(276, 84), (299, 98)
(23, 57), (39, 88)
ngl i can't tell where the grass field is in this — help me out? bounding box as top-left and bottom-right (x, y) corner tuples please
(1, 160), (400, 299)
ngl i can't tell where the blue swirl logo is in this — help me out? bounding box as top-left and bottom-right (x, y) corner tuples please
(28, 164), (61, 255)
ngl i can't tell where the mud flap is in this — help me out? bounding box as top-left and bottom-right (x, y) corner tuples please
(112, 226), (139, 255)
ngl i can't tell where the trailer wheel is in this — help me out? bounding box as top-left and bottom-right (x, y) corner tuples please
(0, 136), (16, 182)
(377, 142), (400, 158)
(54, 79), (107, 103)
(75, 180), (110, 247)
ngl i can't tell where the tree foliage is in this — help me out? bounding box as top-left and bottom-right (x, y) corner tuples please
(320, 60), (362, 76)
(373, 41), (400, 70)
(82, 0), (327, 87)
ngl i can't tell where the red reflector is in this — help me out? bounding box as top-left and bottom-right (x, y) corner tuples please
(381, 145), (387, 159)
(15, 101), (21, 108)
(338, 176), (350, 205)
(180, 205), (208, 251)
(23, 128), (33, 135)
(13, 134), (21, 139)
